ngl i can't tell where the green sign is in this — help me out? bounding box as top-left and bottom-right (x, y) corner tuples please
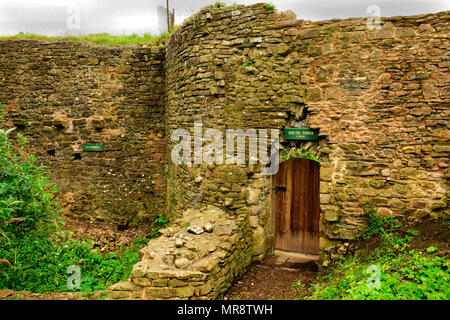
(284, 128), (319, 141)
(82, 143), (103, 152)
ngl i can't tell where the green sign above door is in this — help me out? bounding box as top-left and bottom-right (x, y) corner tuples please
(82, 143), (103, 152)
(284, 128), (319, 141)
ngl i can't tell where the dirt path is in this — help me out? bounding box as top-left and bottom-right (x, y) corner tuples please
(225, 254), (318, 300)
(1, 254), (318, 300)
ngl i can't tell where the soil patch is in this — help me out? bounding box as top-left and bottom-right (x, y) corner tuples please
(348, 217), (450, 259)
(225, 254), (318, 300)
(62, 215), (153, 254)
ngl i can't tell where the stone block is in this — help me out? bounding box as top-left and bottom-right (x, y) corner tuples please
(323, 206), (339, 221)
(145, 287), (175, 299)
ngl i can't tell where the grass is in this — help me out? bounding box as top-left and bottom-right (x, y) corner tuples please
(0, 32), (173, 47)
(264, 3), (276, 10)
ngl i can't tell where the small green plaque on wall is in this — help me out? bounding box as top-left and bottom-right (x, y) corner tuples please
(82, 143), (103, 152)
(284, 128), (319, 141)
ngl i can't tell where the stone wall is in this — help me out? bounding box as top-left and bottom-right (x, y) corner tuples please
(110, 206), (252, 299)
(0, 40), (167, 225)
(164, 4), (449, 266)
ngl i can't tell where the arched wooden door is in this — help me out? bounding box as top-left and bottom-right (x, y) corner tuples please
(272, 158), (320, 255)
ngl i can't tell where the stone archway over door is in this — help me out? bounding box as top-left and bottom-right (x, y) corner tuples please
(272, 158), (320, 255)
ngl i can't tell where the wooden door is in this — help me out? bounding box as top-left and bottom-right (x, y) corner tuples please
(272, 158), (320, 255)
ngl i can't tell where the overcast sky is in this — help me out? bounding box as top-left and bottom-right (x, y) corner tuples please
(0, 0), (448, 36)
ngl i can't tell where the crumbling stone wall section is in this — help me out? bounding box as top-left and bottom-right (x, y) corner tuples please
(165, 5), (449, 266)
(110, 206), (252, 299)
(0, 40), (167, 225)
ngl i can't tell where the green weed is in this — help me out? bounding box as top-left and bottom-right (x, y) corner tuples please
(242, 60), (252, 68)
(150, 214), (168, 239)
(264, 3), (276, 10)
(306, 207), (449, 300)
(309, 250), (449, 300)
(360, 208), (402, 240)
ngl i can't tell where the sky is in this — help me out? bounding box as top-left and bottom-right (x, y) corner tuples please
(0, 0), (448, 36)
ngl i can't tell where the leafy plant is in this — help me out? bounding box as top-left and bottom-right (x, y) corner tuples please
(206, 1), (226, 8)
(0, 32), (172, 47)
(406, 229), (420, 237)
(360, 208), (402, 240)
(308, 250), (449, 300)
(264, 3), (276, 10)
(426, 246), (438, 253)
(306, 206), (449, 300)
(281, 148), (320, 163)
(150, 214), (168, 239)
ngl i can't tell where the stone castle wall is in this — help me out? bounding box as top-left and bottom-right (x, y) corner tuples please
(0, 4), (448, 299)
(0, 40), (167, 225)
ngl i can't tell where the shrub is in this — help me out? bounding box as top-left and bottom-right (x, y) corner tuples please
(0, 129), (148, 293)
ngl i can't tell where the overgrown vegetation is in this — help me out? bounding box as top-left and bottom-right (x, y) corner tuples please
(307, 211), (449, 300)
(281, 148), (320, 163)
(149, 214), (168, 239)
(263, 3), (276, 10)
(0, 129), (154, 293)
(0, 32), (172, 47)
(360, 208), (402, 240)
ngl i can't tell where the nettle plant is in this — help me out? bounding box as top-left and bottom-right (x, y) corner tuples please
(0, 128), (60, 242)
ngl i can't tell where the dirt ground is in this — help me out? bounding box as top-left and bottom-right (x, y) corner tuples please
(224, 254), (318, 300)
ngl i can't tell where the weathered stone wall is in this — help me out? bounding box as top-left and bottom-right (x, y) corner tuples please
(165, 4), (279, 264)
(0, 40), (167, 225)
(164, 5), (450, 266)
(275, 10), (450, 261)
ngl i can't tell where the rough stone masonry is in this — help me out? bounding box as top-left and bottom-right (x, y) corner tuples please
(0, 4), (449, 299)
